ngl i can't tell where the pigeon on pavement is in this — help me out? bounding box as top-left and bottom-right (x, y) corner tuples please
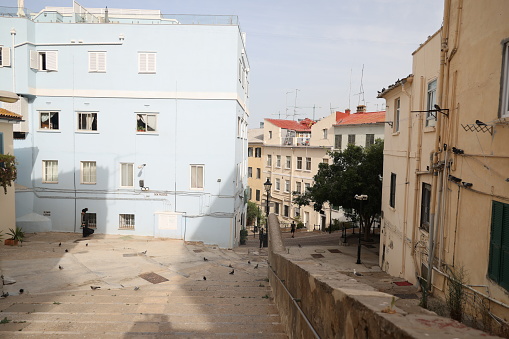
(90, 286), (101, 290)
(254, 264), (259, 269)
(59, 265), (64, 270)
(229, 269), (235, 275)
(203, 257), (208, 261)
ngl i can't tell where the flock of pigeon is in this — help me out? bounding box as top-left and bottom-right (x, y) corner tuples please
(202, 257), (259, 281)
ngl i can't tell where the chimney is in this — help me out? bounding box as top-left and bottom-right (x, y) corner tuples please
(356, 105), (366, 113)
(345, 108), (351, 115)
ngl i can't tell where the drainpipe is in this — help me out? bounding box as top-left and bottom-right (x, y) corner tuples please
(401, 78), (412, 276)
(10, 28), (16, 92)
(426, 0), (451, 293)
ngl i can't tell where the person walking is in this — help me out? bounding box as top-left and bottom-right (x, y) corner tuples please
(259, 228), (264, 248)
(291, 221), (296, 238)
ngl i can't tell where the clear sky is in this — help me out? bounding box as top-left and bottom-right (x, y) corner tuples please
(22, 0), (444, 126)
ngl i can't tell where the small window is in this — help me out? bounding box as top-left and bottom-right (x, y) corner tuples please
(286, 156), (291, 169)
(137, 113), (157, 132)
(295, 181), (301, 193)
(256, 168), (261, 179)
(78, 112), (98, 131)
(285, 180), (290, 192)
(81, 161), (96, 184)
(120, 163), (134, 187)
(275, 178), (281, 191)
(366, 134), (375, 148)
(294, 207), (300, 218)
(248, 147), (253, 157)
(389, 173), (396, 208)
(296, 157), (302, 170)
(0, 46), (11, 67)
(274, 202), (280, 215)
(305, 157), (311, 171)
(348, 134), (355, 145)
(267, 154), (272, 167)
(42, 160), (58, 183)
(276, 155), (281, 168)
(335, 134), (342, 149)
(30, 50), (58, 71)
(40, 111), (59, 130)
(394, 98), (400, 132)
(420, 183), (431, 232)
(255, 148), (262, 158)
(322, 129), (328, 139)
(426, 79), (437, 127)
(256, 189), (260, 201)
(138, 52), (156, 73)
(119, 214), (135, 230)
(88, 51), (106, 72)
(191, 165), (204, 189)
(248, 167), (252, 178)
(305, 183), (310, 191)
(284, 205), (289, 217)
(269, 131), (272, 139)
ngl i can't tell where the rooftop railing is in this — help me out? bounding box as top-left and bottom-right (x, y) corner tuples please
(0, 7), (239, 25)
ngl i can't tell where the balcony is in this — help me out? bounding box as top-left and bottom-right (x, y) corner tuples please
(282, 137), (310, 147)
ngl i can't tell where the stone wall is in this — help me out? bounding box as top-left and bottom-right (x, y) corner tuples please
(266, 214), (499, 339)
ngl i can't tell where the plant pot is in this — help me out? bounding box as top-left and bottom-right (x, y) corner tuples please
(4, 239), (19, 246)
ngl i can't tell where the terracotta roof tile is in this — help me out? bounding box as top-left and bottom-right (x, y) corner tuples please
(265, 118), (316, 132)
(334, 111), (385, 126)
(0, 108), (22, 121)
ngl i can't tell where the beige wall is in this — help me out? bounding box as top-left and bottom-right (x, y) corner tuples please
(0, 122), (16, 236)
(380, 0), (509, 328)
(310, 113), (335, 147)
(247, 142), (264, 219)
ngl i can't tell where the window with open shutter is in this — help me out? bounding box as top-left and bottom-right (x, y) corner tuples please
(489, 201), (509, 291)
(45, 51), (58, 71)
(30, 50), (38, 69)
(0, 47), (10, 67)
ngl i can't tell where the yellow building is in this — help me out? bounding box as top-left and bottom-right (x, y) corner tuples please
(247, 128), (264, 222)
(0, 108), (22, 236)
(379, 0), (509, 331)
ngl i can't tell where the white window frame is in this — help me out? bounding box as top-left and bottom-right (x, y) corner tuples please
(0, 46), (11, 67)
(88, 51), (106, 73)
(285, 156), (291, 169)
(394, 97), (400, 132)
(501, 42), (509, 118)
(81, 161), (96, 184)
(305, 157), (311, 171)
(285, 180), (290, 193)
(136, 113), (157, 133)
(30, 50), (58, 71)
(322, 128), (328, 139)
(138, 52), (156, 74)
(276, 155), (281, 168)
(119, 214), (135, 230)
(267, 154), (272, 167)
(426, 79), (437, 127)
(275, 178), (281, 191)
(77, 112), (98, 131)
(296, 181), (302, 193)
(120, 163), (134, 188)
(42, 160), (58, 183)
(296, 157), (302, 170)
(190, 164), (204, 189)
(39, 111), (59, 130)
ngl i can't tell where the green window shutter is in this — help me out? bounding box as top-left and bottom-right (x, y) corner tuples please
(489, 201), (504, 282)
(500, 203), (509, 290)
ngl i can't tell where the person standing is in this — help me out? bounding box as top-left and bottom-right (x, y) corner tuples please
(291, 221), (296, 238)
(259, 228), (264, 248)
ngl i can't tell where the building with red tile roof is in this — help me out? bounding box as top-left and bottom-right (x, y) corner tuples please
(0, 108), (22, 122)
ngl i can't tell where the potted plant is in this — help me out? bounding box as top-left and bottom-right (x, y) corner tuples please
(5, 226), (24, 246)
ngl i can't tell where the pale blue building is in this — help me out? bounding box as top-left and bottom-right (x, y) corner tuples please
(0, 2), (250, 248)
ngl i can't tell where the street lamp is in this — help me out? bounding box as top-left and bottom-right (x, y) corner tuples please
(354, 194), (368, 264)
(264, 178), (272, 247)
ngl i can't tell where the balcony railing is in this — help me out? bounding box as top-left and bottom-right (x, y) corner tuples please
(282, 137), (311, 146)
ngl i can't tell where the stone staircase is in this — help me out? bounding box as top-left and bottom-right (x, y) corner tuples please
(0, 234), (287, 338)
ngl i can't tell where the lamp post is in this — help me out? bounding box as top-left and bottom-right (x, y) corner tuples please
(354, 194), (368, 264)
(264, 178), (272, 246)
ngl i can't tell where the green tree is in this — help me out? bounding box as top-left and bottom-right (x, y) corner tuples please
(293, 140), (383, 240)
(0, 154), (17, 194)
(246, 201), (263, 226)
